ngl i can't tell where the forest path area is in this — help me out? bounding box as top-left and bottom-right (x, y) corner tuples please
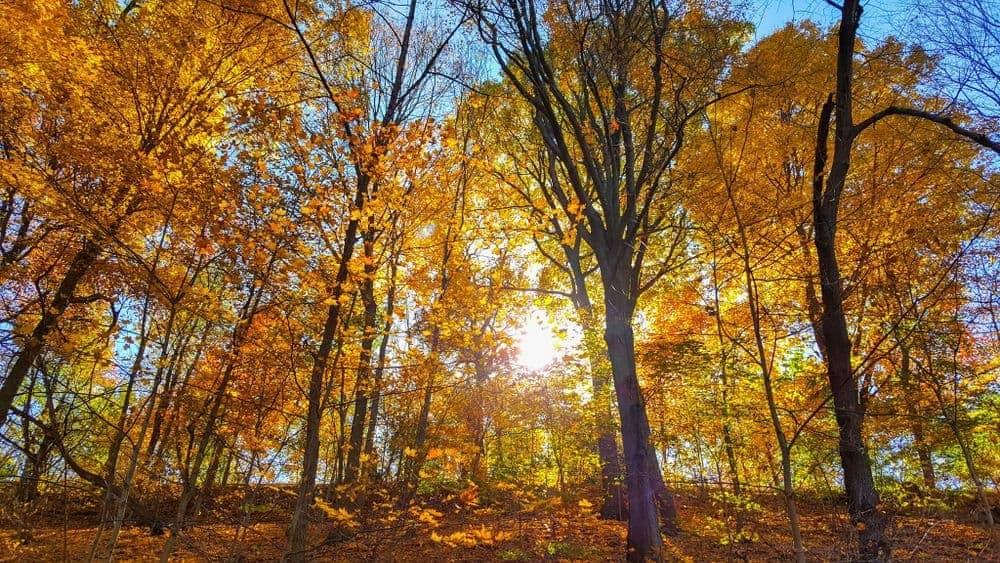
(1, 486), (995, 561)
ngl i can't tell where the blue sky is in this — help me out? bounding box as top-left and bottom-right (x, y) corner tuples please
(749, 0), (909, 41)
(752, 0), (836, 38)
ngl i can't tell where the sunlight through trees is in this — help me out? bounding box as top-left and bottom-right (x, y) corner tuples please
(0, 0), (998, 560)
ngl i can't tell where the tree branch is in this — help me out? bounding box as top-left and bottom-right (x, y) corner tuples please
(853, 106), (1000, 154)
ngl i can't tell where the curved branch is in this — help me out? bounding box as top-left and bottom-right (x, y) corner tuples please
(853, 106), (1000, 154)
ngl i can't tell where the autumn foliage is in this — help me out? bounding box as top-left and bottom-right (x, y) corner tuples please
(1, 0), (998, 561)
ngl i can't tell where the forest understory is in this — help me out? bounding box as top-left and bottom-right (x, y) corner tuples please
(3, 0), (1000, 561)
(2, 484), (996, 561)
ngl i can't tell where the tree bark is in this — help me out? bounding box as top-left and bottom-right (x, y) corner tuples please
(813, 0), (1000, 551)
(397, 364), (435, 508)
(709, 256), (742, 498)
(913, 424), (936, 492)
(17, 433), (53, 503)
(813, 212), (889, 559)
(602, 267), (672, 561)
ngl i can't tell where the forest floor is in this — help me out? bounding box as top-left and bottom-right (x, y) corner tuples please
(1, 483), (996, 561)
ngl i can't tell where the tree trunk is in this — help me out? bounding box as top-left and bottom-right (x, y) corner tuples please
(363, 330), (390, 464)
(725, 167), (805, 560)
(563, 240), (627, 520)
(363, 251), (398, 475)
(220, 451), (233, 488)
(105, 296), (152, 486)
(952, 424), (994, 528)
(146, 331), (192, 459)
(345, 230), (378, 483)
(816, 0), (1000, 544)
(710, 258), (742, 497)
(17, 433), (53, 503)
(163, 356), (249, 558)
(929, 376), (996, 532)
(899, 346), (936, 491)
(913, 425), (936, 492)
(604, 298), (665, 562)
(151, 327), (210, 469)
(780, 454), (806, 563)
(0, 239), (100, 428)
(814, 219), (889, 559)
(159, 362), (235, 562)
(287, 176), (367, 560)
(579, 311), (625, 520)
(812, 3), (891, 553)
(288, 309), (341, 558)
(597, 423), (625, 520)
(398, 367), (435, 508)
(104, 320), (175, 561)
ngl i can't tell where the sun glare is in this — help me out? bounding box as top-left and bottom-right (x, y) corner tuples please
(517, 314), (558, 371)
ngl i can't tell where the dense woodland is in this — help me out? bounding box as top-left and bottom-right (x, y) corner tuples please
(1, 0), (999, 561)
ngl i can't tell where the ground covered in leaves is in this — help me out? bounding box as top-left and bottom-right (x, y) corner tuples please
(1, 484), (996, 561)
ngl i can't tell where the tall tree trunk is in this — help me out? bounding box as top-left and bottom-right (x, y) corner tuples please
(710, 257), (742, 497)
(151, 326), (211, 468)
(16, 365), (42, 503)
(17, 434), (53, 503)
(813, 214), (889, 559)
(952, 423), (994, 529)
(0, 239), (100, 427)
(103, 368), (167, 561)
(220, 451), (233, 488)
(811, 4), (890, 554)
(397, 364), (435, 508)
(746, 266), (805, 563)
(397, 192), (462, 507)
(927, 373), (995, 531)
(604, 309), (664, 562)
(159, 367), (233, 561)
(335, 352), (349, 484)
(345, 229), (378, 483)
(104, 296), (152, 484)
(91, 296), (149, 560)
(913, 424), (936, 492)
(287, 176), (367, 560)
(363, 308), (391, 463)
(146, 330), (194, 459)
(579, 310), (625, 520)
(565, 242), (625, 520)
(136, 304), (181, 474)
(809, 0), (1000, 550)
(363, 245), (399, 474)
(101, 302), (183, 559)
(722, 156), (805, 560)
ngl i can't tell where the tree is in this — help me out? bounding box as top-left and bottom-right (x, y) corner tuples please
(471, 84), (625, 519)
(468, 0), (746, 558)
(811, 1), (1000, 557)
